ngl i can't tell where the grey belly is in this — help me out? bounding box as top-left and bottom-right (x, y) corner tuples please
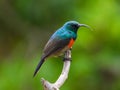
(53, 46), (69, 57)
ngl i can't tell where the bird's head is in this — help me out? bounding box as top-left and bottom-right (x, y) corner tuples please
(63, 21), (92, 33)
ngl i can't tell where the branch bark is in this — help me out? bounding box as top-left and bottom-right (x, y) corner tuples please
(41, 49), (71, 90)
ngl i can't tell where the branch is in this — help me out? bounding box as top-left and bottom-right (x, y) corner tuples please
(41, 49), (71, 90)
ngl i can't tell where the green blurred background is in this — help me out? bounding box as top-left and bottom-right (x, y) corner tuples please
(0, 0), (120, 90)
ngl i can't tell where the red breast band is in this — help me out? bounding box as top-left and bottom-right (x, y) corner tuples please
(68, 38), (74, 48)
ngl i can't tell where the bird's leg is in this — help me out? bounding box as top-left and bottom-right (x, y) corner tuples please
(63, 49), (72, 61)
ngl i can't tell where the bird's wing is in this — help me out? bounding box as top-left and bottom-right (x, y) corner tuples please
(42, 36), (71, 58)
(33, 36), (71, 77)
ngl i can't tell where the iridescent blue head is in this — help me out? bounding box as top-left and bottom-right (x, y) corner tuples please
(63, 21), (92, 33)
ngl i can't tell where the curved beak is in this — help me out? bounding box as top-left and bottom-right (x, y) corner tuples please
(78, 24), (93, 31)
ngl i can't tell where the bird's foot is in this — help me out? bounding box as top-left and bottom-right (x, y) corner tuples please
(63, 58), (72, 62)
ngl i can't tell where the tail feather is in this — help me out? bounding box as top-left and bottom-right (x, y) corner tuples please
(33, 57), (45, 77)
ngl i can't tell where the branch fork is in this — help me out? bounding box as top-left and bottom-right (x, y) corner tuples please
(41, 49), (71, 90)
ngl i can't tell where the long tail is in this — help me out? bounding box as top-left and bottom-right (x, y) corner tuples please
(33, 56), (45, 77)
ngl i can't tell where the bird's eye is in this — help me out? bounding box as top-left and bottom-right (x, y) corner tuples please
(71, 24), (78, 28)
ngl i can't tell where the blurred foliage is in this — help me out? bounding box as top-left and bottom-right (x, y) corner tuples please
(0, 0), (120, 90)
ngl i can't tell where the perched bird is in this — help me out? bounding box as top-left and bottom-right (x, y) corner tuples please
(33, 21), (91, 77)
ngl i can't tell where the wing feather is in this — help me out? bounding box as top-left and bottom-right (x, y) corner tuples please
(42, 36), (70, 58)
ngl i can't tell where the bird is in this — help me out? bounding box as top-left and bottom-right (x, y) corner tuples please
(33, 21), (92, 77)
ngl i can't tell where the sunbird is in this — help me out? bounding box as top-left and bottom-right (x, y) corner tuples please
(33, 21), (92, 77)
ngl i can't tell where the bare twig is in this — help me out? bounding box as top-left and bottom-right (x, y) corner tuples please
(41, 49), (71, 90)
